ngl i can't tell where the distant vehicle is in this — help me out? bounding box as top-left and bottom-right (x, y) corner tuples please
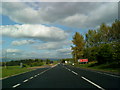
(65, 61), (67, 64)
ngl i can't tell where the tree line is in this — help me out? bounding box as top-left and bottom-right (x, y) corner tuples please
(2, 59), (53, 67)
(71, 20), (120, 64)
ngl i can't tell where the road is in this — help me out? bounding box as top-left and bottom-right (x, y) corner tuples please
(2, 63), (120, 89)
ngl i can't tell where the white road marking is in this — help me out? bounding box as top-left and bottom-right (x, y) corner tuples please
(13, 65), (58, 88)
(40, 71), (46, 74)
(34, 75), (37, 77)
(68, 69), (71, 71)
(23, 79), (28, 82)
(69, 65), (120, 78)
(29, 77), (33, 79)
(81, 76), (105, 90)
(102, 73), (120, 78)
(71, 71), (78, 75)
(12, 83), (21, 88)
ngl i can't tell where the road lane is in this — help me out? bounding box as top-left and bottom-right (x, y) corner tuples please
(14, 64), (97, 88)
(65, 64), (120, 89)
(2, 67), (50, 88)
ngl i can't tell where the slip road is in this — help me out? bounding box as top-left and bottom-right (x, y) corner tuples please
(2, 63), (120, 89)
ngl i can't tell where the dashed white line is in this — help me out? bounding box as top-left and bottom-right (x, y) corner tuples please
(29, 77), (33, 79)
(23, 79), (28, 82)
(13, 65), (58, 88)
(12, 83), (21, 88)
(34, 75), (37, 77)
(71, 71), (78, 75)
(81, 76), (105, 90)
(67, 69), (71, 71)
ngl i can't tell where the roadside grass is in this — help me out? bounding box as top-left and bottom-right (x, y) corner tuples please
(73, 61), (120, 74)
(52, 61), (59, 65)
(0, 66), (2, 79)
(1, 61), (59, 79)
(1, 66), (34, 79)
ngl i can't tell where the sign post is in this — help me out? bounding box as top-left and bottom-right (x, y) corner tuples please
(20, 63), (23, 68)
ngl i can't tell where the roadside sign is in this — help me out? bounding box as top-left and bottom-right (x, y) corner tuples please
(78, 59), (88, 62)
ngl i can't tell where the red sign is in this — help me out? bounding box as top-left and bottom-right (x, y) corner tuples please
(78, 59), (88, 62)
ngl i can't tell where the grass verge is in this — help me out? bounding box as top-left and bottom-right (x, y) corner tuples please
(0, 62), (59, 79)
(73, 61), (120, 75)
(1, 66), (35, 79)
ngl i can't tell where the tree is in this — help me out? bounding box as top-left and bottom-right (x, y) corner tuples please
(109, 20), (120, 42)
(96, 44), (113, 64)
(71, 32), (85, 63)
(97, 23), (110, 43)
(46, 59), (50, 64)
(85, 30), (97, 47)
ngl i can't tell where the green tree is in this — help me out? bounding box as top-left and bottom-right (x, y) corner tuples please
(46, 59), (50, 64)
(96, 44), (113, 64)
(97, 23), (110, 43)
(71, 32), (85, 63)
(109, 20), (120, 42)
(85, 30), (97, 47)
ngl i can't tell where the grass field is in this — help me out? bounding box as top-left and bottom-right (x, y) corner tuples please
(1, 66), (34, 79)
(0, 61), (59, 79)
(72, 61), (120, 74)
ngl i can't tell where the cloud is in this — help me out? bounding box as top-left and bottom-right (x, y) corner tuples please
(11, 40), (35, 46)
(1, 2), (118, 28)
(1, 0), (119, 2)
(56, 48), (72, 53)
(1, 24), (68, 41)
(34, 40), (72, 50)
(55, 48), (72, 58)
(61, 3), (118, 28)
(34, 48), (72, 59)
(6, 48), (21, 53)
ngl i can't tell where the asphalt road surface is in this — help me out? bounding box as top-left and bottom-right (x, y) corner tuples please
(2, 63), (120, 89)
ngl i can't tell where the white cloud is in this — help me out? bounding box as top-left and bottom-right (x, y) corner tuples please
(56, 48), (72, 53)
(6, 48), (21, 53)
(1, 2), (118, 28)
(34, 40), (72, 50)
(1, 24), (68, 41)
(12, 40), (35, 46)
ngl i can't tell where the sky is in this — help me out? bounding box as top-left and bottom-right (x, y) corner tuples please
(0, 1), (118, 61)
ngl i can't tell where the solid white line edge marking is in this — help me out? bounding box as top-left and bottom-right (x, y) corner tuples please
(12, 83), (21, 88)
(81, 76), (105, 90)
